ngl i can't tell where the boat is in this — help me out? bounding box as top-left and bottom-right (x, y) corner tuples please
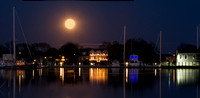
(0, 7), (28, 67)
(129, 54), (139, 66)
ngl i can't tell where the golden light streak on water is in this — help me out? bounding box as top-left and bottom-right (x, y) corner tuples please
(126, 68), (128, 83)
(173, 69), (175, 84)
(79, 68), (81, 77)
(89, 68), (108, 84)
(32, 70), (34, 79)
(19, 75), (21, 94)
(60, 68), (64, 84)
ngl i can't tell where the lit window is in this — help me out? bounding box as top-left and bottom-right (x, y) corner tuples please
(186, 62), (188, 65)
(190, 62), (192, 66)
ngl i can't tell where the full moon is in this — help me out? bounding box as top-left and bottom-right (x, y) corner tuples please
(64, 19), (76, 30)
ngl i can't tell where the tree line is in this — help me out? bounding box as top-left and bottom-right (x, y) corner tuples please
(0, 39), (195, 64)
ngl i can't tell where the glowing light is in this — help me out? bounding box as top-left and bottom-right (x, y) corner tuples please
(19, 75), (21, 93)
(129, 69), (138, 84)
(44, 57), (47, 59)
(60, 68), (64, 84)
(89, 68), (108, 84)
(126, 68), (128, 83)
(90, 63), (94, 66)
(173, 69), (175, 84)
(155, 69), (157, 77)
(19, 52), (21, 54)
(79, 68), (81, 77)
(125, 62), (129, 66)
(33, 70), (34, 79)
(60, 62), (63, 66)
(67, 70), (74, 73)
(64, 19), (75, 29)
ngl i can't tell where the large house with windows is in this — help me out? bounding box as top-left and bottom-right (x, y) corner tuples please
(89, 50), (108, 65)
(176, 50), (200, 66)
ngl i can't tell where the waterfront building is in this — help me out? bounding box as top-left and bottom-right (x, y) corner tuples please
(161, 54), (176, 66)
(176, 50), (200, 66)
(89, 50), (108, 65)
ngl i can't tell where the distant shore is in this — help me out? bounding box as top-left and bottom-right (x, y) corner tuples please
(1, 65), (200, 69)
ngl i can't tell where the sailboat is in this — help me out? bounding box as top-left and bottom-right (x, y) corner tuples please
(110, 25), (126, 67)
(0, 7), (16, 67)
(0, 6), (27, 67)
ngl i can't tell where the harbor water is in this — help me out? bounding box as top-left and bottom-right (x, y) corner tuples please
(0, 68), (199, 98)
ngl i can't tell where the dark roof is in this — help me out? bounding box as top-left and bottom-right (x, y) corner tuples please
(177, 49), (200, 53)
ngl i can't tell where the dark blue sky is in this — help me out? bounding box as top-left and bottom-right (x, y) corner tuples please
(0, 0), (200, 53)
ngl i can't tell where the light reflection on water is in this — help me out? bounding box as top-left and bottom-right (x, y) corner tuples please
(176, 69), (199, 85)
(0, 68), (199, 98)
(89, 68), (108, 84)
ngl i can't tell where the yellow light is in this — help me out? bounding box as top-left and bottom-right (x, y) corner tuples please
(60, 68), (64, 84)
(61, 56), (65, 61)
(33, 70), (34, 79)
(79, 68), (81, 77)
(90, 63), (94, 66)
(173, 54), (175, 57)
(126, 68), (128, 83)
(64, 19), (75, 29)
(125, 62), (129, 66)
(60, 62), (63, 66)
(67, 70), (74, 73)
(19, 52), (21, 54)
(44, 57), (47, 59)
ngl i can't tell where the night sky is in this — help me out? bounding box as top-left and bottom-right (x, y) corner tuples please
(0, 0), (200, 53)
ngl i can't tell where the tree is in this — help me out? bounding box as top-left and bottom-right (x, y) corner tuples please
(44, 48), (59, 62)
(126, 39), (158, 64)
(31, 43), (51, 57)
(16, 43), (32, 61)
(99, 41), (123, 63)
(59, 42), (79, 65)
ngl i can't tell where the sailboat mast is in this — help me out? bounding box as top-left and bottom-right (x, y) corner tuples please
(124, 25), (126, 66)
(13, 6), (16, 64)
(160, 31), (162, 66)
(197, 25), (199, 49)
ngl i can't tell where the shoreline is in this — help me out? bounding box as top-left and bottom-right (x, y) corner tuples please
(1, 65), (200, 69)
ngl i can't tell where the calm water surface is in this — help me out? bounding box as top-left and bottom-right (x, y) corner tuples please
(0, 68), (199, 98)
